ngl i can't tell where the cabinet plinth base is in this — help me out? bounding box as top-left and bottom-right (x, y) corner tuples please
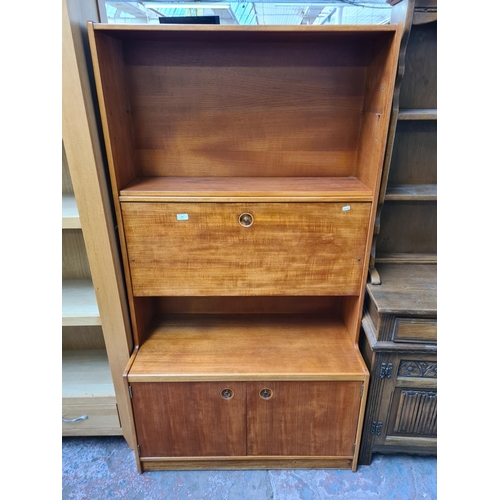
(140, 457), (354, 472)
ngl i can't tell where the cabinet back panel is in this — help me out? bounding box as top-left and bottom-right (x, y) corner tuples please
(399, 22), (437, 110)
(377, 201), (437, 254)
(388, 121), (437, 185)
(62, 326), (106, 350)
(123, 38), (370, 178)
(154, 296), (341, 315)
(62, 230), (92, 280)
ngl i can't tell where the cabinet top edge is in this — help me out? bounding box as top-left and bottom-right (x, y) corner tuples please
(89, 23), (398, 34)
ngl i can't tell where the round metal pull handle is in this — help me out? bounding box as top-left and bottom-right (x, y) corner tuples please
(62, 415), (88, 423)
(238, 213), (254, 228)
(259, 388), (273, 400)
(220, 388), (234, 400)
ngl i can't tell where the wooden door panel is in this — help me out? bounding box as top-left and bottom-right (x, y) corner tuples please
(131, 382), (246, 457)
(121, 202), (370, 296)
(247, 381), (362, 457)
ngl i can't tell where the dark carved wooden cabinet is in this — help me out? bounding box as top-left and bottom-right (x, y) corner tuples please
(359, 264), (436, 464)
(358, 0), (437, 465)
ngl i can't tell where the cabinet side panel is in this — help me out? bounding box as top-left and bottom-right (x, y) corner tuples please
(356, 30), (401, 193)
(63, 6), (135, 446)
(88, 30), (138, 193)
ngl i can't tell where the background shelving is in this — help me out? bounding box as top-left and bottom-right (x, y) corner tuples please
(369, 0), (437, 280)
(62, 141), (118, 436)
(62, 0), (135, 444)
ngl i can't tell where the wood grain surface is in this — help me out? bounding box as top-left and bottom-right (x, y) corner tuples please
(90, 24), (399, 181)
(119, 177), (373, 202)
(388, 120), (437, 185)
(122, 202), (370, 296)
(366, 264), (436, 315)
(247, 381), (362, 456)
(141, 457), (353, 470)
(377, 200), (436, 255)
(128, 314), (367, 381)
(131, 382), (247, 457)
(131, 379), (362, 458)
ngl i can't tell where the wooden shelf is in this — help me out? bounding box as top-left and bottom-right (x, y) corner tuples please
(62, 194), (81, 229)
(62, 350), (115, 401)
(128, 314), (368, 382)
(366, 264), (437, 316)
(398, 109), (437, 120)
(375, 252), (437, 265)
(385, 184), (437, 201)
(62, 280), (101, 326)
(119, 177), (374, 203)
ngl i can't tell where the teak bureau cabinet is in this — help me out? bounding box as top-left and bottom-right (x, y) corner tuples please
(88, 23), (402, 472)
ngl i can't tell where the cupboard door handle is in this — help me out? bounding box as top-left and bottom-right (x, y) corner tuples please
(259, 388), (273, 400)
(62, 415), (88, 423)
(220, 388), (234, 399)
(238, 213), (254, 227)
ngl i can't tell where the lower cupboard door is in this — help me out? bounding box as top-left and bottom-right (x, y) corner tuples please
(131, 382), (246, 457)
(247, 381), (363, 457)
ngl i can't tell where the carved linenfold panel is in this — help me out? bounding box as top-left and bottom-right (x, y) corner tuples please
(398, 360), (437, 378)
(393, 390), (437, 436)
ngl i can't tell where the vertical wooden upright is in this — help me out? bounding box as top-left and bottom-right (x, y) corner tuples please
(62, 0), (134, 446)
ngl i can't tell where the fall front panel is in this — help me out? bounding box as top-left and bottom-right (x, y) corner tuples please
(121, 202), (370, 296)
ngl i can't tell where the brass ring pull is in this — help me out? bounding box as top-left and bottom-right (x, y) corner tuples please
(238, 213), (254, 228)
(220, 388), (234, 399)
(259, 388), (273, 400)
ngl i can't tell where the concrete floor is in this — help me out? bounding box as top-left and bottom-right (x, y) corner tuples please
(62, 436), (437, 499)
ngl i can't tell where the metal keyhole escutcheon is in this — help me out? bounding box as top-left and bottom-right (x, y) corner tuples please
(220, 388), (234, 400)
(259, 388), (273, 400)
(238, 213), (254, 227)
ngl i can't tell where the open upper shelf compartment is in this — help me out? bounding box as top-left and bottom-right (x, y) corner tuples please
(88, 24), (400, 203)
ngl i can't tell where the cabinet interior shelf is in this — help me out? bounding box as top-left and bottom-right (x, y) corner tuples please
(128, 314), (367, 382)
(375, 252), (437, 264)
(62, 280), (101, 326)
(62, 349), (115, 401)
(62, 194), (81, 228)
(398, 109), (437, 120)
(119, 177), (373, 203)
(385, 184), (437, 201)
